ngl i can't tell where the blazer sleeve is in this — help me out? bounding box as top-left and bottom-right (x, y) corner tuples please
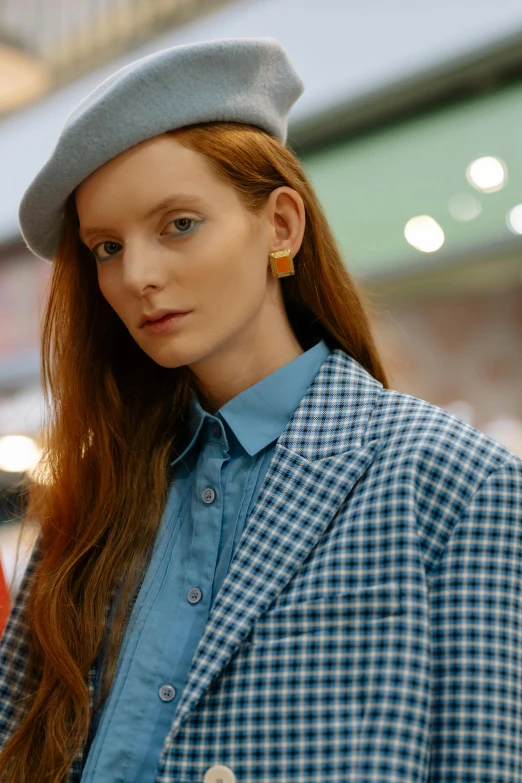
(0, 536), (42, 749)
(427, 455), (522, 782)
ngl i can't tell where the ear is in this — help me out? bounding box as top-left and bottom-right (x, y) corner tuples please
(266, 186), (306, 257)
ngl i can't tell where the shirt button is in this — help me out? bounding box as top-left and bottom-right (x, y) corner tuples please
(158, 684), (176, 702)
(212, 425), (221, 438)
(202, 487), (216, 503)
(187, 587), (202, 604)
(203, 764), (237, 783)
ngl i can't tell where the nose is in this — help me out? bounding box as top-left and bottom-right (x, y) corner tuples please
(121, 239), (169, 294)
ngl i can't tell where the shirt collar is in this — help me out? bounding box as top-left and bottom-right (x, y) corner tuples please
(172, 339), (331, 464)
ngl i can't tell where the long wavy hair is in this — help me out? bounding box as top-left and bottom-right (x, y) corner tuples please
(0, 121), (389, 781)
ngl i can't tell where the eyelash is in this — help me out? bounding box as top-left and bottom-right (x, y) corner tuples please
(90, 217), (200, 262)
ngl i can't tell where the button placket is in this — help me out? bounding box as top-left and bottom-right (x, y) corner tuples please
(185, 427), (229, 627)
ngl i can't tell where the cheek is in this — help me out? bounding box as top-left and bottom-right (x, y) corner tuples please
(195, 243), (268, 310)
(198, 270), (264, 336)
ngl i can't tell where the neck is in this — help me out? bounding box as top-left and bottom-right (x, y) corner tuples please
(188, 314), (303, 414)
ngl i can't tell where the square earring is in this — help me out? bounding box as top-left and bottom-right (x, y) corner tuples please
(269, 249), (295, 278)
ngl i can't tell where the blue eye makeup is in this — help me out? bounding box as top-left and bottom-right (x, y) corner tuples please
(166, 217), (198, 235)
(92, 241), (120, 262)
(90, 216), (201, 262)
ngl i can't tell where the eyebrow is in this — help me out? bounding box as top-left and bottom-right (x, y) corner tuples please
(78, 193), (204, 243)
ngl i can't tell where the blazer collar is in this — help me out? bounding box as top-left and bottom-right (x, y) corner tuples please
(162, 347), (386, 744)
(277, 345), (383, 459)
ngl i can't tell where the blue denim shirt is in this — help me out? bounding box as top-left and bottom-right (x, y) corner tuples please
(80, 338), (332, 782)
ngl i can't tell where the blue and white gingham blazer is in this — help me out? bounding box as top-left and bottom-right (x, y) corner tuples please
(1, 347), (521, 783)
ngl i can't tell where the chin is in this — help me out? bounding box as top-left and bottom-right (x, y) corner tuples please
(138, 331), (219, 370)
(141, 341), (202, 370)
(146, 351), (188, 370)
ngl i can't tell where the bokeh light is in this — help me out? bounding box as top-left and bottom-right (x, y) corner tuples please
(506, 204), (522, 235)
(404, 215), (445, 253)
(466, 156), (507, 193)
(0, 435), (41, 473)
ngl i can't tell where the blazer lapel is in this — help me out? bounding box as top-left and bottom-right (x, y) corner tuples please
(167, 348), (385, 737)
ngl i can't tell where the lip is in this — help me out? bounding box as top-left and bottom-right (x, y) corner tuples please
(139, 309), (191, 328)
(141, 311), (191, 336)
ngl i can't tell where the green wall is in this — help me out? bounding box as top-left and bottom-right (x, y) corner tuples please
(301, 80), (522, 278)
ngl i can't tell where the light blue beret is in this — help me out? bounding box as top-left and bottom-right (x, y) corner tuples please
(18, 36), (305, 262)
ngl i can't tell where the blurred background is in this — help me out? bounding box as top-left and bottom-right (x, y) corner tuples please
(1, 0), (522, 598)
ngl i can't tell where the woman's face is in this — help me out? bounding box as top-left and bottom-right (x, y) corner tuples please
(75, 134), (302, 372)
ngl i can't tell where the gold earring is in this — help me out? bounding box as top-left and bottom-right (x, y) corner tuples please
(269, 249), (295, 278)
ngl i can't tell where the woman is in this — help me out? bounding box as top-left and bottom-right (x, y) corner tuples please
(0, 37), (520, 783)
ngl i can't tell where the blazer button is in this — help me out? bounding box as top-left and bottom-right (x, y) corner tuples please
(203, 763), (236, 783)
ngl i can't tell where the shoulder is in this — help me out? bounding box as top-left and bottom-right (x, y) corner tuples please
(363, 386), (521, 529)
(361, 387), (522, 576)
(368, 386), (518, 479)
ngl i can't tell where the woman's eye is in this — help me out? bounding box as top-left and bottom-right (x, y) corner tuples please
(92, 241), (121, 262)
(167, 217), (198, 234)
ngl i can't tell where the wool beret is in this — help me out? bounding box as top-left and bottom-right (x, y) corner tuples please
(18, 36), (305, 262)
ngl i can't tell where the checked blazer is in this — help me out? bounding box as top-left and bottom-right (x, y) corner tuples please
(0, 346), (521, 782)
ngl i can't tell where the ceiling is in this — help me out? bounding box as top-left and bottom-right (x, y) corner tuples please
(0, 0), (233, 114)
